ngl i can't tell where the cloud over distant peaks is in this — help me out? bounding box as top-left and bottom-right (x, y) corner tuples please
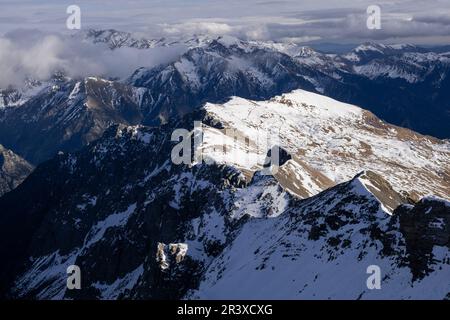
(162, 21), (234, 36)
(1, 0), (450, 45)
(2, 1), (450, 88)
(0, 29), (186, 88)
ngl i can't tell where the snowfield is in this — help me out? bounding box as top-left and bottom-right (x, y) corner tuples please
(202, 89), (450, 200)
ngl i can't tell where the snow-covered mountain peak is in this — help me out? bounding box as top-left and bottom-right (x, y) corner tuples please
(81, 29), (164, 49)
(190, 167), (449, 299)
(214, 35), (243, 48)
(389, 43), (417, 50)
(206, 35), (269, 55)
(350, 170), (407, 214)
(272, 89), (363, 118)
(0, 73), (69, 109)
(297, 46), (318, 57)
(203, 89), (450, 200)
(354, 42), (388, 53)
(1, 87), (448, 299)
(352, 42), (418, 54)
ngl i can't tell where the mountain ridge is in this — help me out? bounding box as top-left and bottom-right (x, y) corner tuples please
(0, 89), (448, 299)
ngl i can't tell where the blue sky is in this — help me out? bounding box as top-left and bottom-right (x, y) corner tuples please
(1, 0), (450, 44)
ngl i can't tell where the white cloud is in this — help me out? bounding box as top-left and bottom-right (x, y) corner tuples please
(0, 31), (187, 88)
(3, 0), (450, 45)
(162, 21), (234, 36)
(1, 0), (450, 87)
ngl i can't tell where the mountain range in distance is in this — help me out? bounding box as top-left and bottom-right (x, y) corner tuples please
(0, 29), (448, 300)
(0, 88), (448, 299)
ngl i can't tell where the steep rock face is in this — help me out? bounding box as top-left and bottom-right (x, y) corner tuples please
(299, 42), (450, 139)
(2, 35), (450, 172)
(0, 144), (34, 196)
(82, 29), (168, 50)
(0, 116), (265, 299)
(0, 88), (22, 108)
(127, 36), (450, 138)
(0, 77), (144, 164)
(0, 114), (448, 299)
(190, 173), (450, 300)
(0, 78), (50, 109)
(0, 83), (448, 300)
(80, 29), (213, 50)
(127, 37), (323, 125)
(394, 198), (450, 280)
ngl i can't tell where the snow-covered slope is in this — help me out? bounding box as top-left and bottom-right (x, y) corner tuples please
(351, 51), (450, 83)
(0, 76), (145, 164)
(0, 77), (59, 109)
(189, 172), (450, 300)
(201, 89), (450, 200)
(0, 87), (448, 300)
(126, 36), (323, 125)
(80, 29), (212, 50)
(2, 33), (450, 168)
(0, 32), (449, 300)
(126, 37), (450, 138)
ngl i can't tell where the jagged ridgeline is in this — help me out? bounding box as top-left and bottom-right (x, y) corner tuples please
(2, 32), (450, 167)
(0, 88), (448, 299)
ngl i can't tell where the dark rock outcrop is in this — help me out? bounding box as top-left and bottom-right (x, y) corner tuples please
(0, 144), (34, 196)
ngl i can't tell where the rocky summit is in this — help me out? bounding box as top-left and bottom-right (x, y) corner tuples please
(0, 30), (449, 300)
(0, 88), (448, 299)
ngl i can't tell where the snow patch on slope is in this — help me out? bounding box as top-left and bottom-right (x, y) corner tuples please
(83, 203), (137, 249)
(202, 89), (450, 200)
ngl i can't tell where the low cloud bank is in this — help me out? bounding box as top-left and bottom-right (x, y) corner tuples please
(0, 30), (186, 88)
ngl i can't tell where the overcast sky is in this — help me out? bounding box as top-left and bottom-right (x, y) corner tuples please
(1, 0), (450, 45)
